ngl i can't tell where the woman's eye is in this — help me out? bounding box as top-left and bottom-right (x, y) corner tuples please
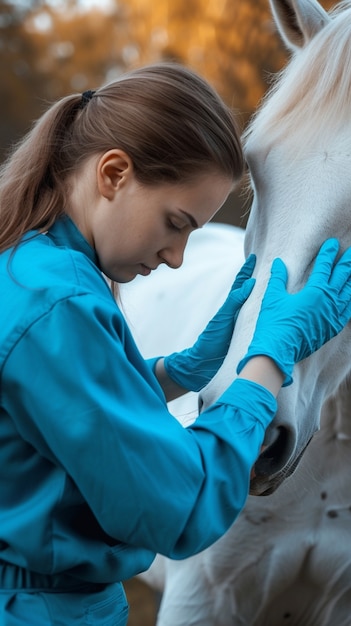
(168, 220), (183, 233)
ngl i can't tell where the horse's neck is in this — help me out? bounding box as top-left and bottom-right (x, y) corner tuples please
(321, 373), (351, 441)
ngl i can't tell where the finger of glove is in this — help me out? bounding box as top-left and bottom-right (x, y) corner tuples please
(307, 239), (339, 287)
(263, 258), (288, 298)
(328, 246), (351, 294)
(216, 278), (256, 325)
(232, 277), (256, 308)
(231, 254), (256, 290)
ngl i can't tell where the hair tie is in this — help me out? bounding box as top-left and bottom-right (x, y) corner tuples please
(80, 90), (96, 109)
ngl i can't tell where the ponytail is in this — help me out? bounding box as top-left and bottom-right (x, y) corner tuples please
(0, 95), (83, 252)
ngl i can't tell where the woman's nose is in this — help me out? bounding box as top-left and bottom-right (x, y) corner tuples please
(159, 242), (186, 269)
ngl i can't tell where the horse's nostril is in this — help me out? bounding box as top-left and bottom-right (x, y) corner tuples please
(255, 426), (292, 476)
(198, 395), (204, 413)
(262, 424), (281, 447)
(250, 432), (312, 496)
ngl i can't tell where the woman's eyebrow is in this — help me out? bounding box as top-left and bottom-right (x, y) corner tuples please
(179, 210), (199, 229)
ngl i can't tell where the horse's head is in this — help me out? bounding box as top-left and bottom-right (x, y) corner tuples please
(201, 0), (351, 495)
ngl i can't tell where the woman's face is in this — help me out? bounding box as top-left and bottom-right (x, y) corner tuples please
(74, 152), (234, 283)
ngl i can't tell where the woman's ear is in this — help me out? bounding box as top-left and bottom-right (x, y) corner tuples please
(97, 149), (134, 200)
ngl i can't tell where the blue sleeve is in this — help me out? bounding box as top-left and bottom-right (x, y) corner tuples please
(2, 294), (276, 559)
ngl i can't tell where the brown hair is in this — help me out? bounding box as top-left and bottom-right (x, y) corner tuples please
(0, 62), (244, 253)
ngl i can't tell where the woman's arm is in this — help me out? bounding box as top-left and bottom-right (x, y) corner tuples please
(155, 355), (284, 402)
(155, 357), (190, 402)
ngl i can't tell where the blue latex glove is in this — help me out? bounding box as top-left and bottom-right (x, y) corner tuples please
(164, 254), (256, 392)
(237, 239), (351, 386)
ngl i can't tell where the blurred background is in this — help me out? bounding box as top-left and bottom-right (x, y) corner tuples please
(0, 0), (334, 226)
(0, 0), (305, 228)
(1, 0), (334, 622)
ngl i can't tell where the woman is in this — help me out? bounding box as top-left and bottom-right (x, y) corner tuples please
(1, 63), (351, 624)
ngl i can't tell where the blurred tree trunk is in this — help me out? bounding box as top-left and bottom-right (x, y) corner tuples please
(0, 1), (47, 159)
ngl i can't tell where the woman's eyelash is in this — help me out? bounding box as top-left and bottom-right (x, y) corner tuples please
(168, 220), (183, 233)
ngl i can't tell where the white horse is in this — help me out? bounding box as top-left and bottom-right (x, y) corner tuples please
(200, 0), (351, 497)
(122, 0), (351, 622)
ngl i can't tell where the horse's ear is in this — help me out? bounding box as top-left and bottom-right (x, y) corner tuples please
(269, 0), (331, 51)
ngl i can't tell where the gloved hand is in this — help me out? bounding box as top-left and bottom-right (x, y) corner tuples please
(237, 239), (351, 386)
(164, 254), (256, 392)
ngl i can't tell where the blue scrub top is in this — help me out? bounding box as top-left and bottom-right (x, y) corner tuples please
(0, 216), (276, 585)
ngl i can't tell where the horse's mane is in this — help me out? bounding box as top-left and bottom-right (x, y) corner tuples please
(244, 1), (351, 152)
